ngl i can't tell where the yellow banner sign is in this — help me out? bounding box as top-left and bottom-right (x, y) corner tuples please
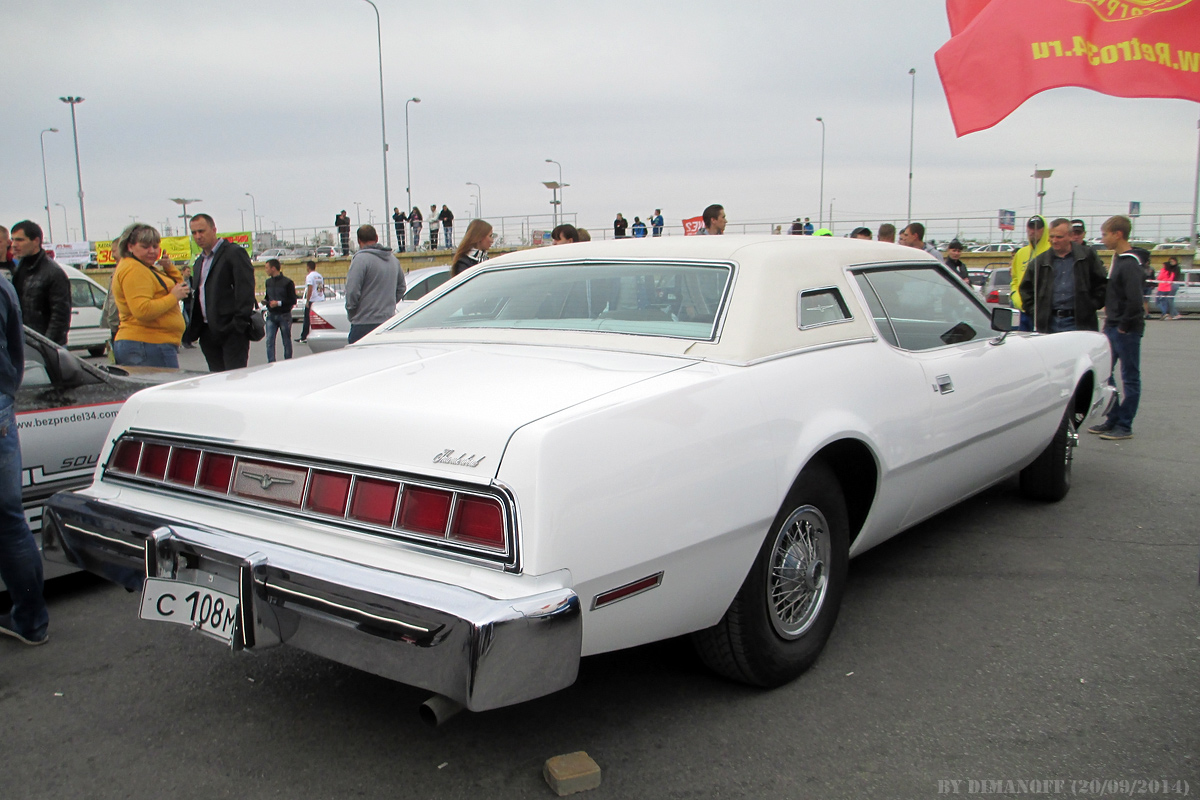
(94, 232), (252, 265)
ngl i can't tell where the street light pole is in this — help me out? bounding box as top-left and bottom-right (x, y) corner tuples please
(546, 159), (564, 225)
(55, 203), (68, 237)
(816, 117), (825, 229)
(245, 193), (258, 237)
(466, 182), (481, 218)
(1192, 116), (1200, 250)
(906, 69), (916, 225)
(39, 128), (59, 242)
(59, 96), (88, 240)
(169, 198), (201, 234)
(1032, 167), (1053, 216)
(354, 202), (362, 226)
(362, 0), (392, 249)
(238, 209), (246, 231)
(405, 97), (421, 213)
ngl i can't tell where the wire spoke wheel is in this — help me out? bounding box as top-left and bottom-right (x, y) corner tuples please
(767, 505), (831, 640)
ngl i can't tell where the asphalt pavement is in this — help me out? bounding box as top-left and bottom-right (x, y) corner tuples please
(3, 320), (1197, 799)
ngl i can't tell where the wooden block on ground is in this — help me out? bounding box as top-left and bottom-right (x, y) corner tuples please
(543, 751), (602, 796)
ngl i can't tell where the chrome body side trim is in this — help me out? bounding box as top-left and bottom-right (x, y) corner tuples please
(44, 491), (581, 712)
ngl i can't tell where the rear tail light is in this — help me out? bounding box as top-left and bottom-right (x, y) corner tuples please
(199, 453), (235, 492)
(110, 440), (142, 473)
(309, 311), (335, 330)
(104, 437), (511, 559)
(398, 486), (452, 535)
(986, 289), (999, 303)
(349, 478), (400, 526)
(449, 496), (506, 548)
(307, 471), (352, 516)
(167, 448), (202, 485)
(138, 443), (170, 480)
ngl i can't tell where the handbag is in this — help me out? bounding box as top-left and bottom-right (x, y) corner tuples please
(248, 307), (266, 342)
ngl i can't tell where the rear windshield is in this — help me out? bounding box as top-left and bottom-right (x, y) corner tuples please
(391, 262), (732, 340)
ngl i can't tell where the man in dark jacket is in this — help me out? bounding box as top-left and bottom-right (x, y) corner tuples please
(1087, 215), (1144, 441)
(8, 220), (70, 345)
(263, 258), (296, 362)
(438, 205), (454, 249)
(1018, 218), (1107, 333)
(943, 240), (970, 282)
(336, 210), (351, 255)
(184, 214), (256, 372)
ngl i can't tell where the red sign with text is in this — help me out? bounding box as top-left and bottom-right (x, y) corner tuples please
(682, 217), (706, 236)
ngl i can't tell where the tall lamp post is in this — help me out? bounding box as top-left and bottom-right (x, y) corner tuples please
(362, 0), (392, 249)
(906, 69), (916, 225)
(545, 159), (565, 223)
(542, 182), (562, 227)
(1191, 116), (1200, 250)
(405, 97), (421, 213)
(238, 208), (246, 231)
(169, 198), (201, 234)
(1032, 167), (1053, 216)
(39, 128), (59, 242)
(353, 201), (362, 226)
(466, 182), (481, 218)
(815, 117), (825, 229)
(55, 203), (68, 237)
(244, 192), (258, 237)
(59, 96), (88, 241)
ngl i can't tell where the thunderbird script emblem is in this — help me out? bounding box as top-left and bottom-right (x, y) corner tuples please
(240, 470), (296, 490)
(433, 449), (486, 468)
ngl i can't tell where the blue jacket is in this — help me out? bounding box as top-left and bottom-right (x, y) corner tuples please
(0, 277), (25, 399)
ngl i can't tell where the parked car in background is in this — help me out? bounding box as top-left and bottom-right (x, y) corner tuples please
(46, 236), (1113, 715)
(0, 327), (194, 590)
(63, 264), (110, 357)
(981, 267), (1012, 306)
(970, 243), (1017, 253)
(306, 266), (451, 352)
(314, 246), (337, 258)
(254, 248), (290, 262)
(966, 268), (991, 290)
(1153, 242), (1192, 251)
(1166, 269), (1200, 315)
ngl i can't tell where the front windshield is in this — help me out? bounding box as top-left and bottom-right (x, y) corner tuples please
(391, 261), (732, 340)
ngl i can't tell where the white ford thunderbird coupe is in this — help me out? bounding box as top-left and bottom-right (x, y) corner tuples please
(45, 236), (1114, 716)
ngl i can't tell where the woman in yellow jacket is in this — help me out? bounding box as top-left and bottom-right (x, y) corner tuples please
(110, 223), (190, 367)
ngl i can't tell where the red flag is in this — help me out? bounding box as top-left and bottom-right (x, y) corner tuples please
(936, 0), (1200, 136)
(947, 0), (995, 35)
(682, 217), (706, 236)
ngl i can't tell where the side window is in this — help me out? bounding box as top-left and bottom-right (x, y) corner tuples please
(853, 274), (898, 347)
(797, 288), (851, 329)
(71, 279), (99, 308)
(856, 267), (993, 351)
(404, 277), (432, 301)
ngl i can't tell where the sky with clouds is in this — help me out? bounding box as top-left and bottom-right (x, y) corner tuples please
(4, 0), (1198, 245)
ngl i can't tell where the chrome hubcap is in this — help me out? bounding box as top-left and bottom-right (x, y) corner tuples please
(768, 505), (831, 639)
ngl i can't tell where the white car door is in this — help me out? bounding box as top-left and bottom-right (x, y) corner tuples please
(855, 266), (1055, 526)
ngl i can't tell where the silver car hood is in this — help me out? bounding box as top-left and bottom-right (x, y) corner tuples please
(116, 342), (692, 482)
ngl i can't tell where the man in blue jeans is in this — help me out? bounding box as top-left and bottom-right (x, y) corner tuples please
(1088, 215), (1143, 441)
(0, 275), (49, 645)
(262, 259), (296, 362)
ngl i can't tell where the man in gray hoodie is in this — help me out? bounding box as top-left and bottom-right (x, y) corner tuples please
(345, 225), (406, 344)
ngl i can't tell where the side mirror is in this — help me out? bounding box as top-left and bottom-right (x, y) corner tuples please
(990, 306), (1013, 332)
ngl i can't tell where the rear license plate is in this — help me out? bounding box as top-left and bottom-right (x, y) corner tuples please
(140, 577), (239, 644)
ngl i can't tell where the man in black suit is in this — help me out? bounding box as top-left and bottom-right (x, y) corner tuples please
(183, 214), (255, 372)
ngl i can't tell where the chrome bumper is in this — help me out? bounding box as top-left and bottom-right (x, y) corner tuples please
(43, 491), (581, 712)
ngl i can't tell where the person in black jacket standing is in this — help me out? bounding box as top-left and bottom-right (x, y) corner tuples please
(8, 221), (70, 345)
(1018, 219), (1107, 333)
(263, 258), (296, 362)
(336, 210), (351, 255)
(1088, 215), (1144, 441)
(392, 207), (407, 253)
(438, 205), (455, 249)
(183, 214), (256, 372)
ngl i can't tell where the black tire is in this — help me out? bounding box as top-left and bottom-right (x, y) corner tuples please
(1019, 406), (1076, 502)
(87, 345), (107, 357)
(692, 461), (849, 687)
